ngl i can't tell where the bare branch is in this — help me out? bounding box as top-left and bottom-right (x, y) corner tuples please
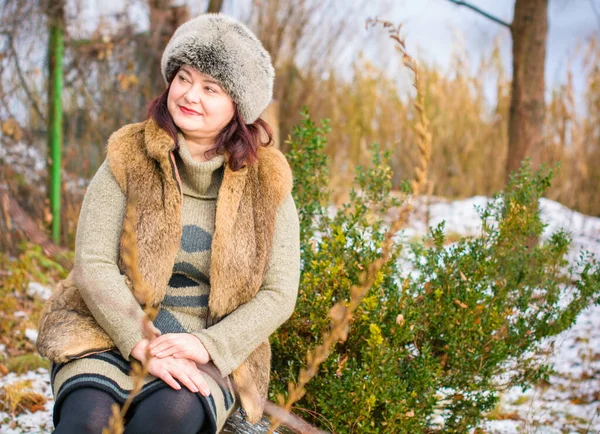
(588, 0), (600, 30)
(446, 0), (511, 29)
(63, 33), (102, 115)
(7, 35), (47, 124)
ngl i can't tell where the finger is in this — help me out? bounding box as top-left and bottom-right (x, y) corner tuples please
(173, 351), (204, 365)
(174, 372), (199, 394)
(151, 343), (177, 356)
(149, 334), (176, 349)
(172, 351), (191, 359)
(188, 370), (210, 397)
(153, 346), (178, 358)
(148, 335), (166, 348)
(160, 370), (181, 390)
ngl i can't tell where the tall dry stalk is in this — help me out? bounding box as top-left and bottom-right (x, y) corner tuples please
(266, 18), (433, 433)
(102, 193), (158, 434)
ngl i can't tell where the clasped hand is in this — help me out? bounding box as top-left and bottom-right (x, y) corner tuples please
(132, 334), (211, 396)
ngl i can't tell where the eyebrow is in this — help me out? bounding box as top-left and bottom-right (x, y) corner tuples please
(180, 67), (223, 88)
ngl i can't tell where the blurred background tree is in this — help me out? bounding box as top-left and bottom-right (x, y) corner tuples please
(0, 0), (599, 249)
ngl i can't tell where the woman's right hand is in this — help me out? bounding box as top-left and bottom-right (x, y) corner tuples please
(146, 355), (211, 396)
(131, 339), (210, 395)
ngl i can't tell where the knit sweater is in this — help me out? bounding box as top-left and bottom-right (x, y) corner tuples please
(74, 132), (300, 374)
(52, 134), (300, 431)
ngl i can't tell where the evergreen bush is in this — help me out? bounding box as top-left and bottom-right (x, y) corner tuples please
(270, 110), (600, 433)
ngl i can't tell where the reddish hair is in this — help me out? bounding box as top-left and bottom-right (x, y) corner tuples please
(146, 80), (273, 171)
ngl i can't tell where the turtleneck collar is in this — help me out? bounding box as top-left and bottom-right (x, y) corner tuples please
(176, 132), (225, 199)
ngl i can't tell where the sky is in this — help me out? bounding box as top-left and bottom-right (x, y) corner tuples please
(58, 0), (600, 113)
(383, 0), (599, 107)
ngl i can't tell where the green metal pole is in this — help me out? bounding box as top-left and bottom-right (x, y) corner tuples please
(48, 5), (64, 244)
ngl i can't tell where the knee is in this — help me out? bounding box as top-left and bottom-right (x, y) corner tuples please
(55, 418), (110, 434)
(128, 411), (192, 433)
(146, 393), (202, 426)
(127, 388), (205, 433)
(55, 388), (116, 434)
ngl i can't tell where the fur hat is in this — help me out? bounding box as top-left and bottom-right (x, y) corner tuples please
(161, 13), (275, 124)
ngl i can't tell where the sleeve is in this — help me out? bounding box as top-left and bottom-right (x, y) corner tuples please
(72, 158), (147, 361)
(193, 193), (301, 377)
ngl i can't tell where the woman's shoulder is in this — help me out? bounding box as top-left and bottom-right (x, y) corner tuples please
(105, 120), (150, 190)
(106, 121), (148, 151)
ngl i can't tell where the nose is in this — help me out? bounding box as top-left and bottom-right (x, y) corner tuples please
(184, 86), (201, 104)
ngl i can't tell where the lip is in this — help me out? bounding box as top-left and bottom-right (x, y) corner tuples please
(179, 106), (202, 116)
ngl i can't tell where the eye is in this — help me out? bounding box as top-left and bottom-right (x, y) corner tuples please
(205, 86), (217, 93)
(178, 74), (188, 82)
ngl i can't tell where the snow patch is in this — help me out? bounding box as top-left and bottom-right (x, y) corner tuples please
(26, 283), (52, 301)
(0, 369), (53, 434)
(24, 329), (38, 344)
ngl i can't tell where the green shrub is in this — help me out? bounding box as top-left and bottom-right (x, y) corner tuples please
(270, 109), (600, 433)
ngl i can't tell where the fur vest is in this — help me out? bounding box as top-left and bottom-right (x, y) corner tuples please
(36, 118), (293, 423)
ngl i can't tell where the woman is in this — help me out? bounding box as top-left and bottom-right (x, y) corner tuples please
(36, 13), (300, 434)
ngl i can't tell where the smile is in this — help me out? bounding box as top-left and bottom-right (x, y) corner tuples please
(180, 106), (202, 115)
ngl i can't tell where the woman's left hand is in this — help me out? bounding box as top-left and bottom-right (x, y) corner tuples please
(148, 333), (211, 365)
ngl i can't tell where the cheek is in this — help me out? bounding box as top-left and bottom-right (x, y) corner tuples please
(167, 83), (183, 104)
(167, 91), (175, 108)
(222, 100), (235, 122)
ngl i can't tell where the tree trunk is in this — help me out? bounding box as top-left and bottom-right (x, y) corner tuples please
(206, 0), (225, 13)
(262, 101), (280, 149)
(506, 0), (548, 184)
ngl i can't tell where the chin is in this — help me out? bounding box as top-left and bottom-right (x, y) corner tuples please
(173, 117), (198, 131)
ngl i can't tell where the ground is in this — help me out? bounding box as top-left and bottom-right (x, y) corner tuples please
(0, 196), (598, 433)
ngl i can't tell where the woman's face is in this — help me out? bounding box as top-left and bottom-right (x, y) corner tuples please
(167, 65), (235, 145)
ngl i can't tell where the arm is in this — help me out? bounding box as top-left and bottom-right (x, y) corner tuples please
(193, 194), (301, 377)
(72, 159), (147, 361)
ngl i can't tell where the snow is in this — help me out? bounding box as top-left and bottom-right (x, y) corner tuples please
(0, 140), (88, 193)
(0, 369), (54, 433)
(402, 196), (600, 433)
(26, 283), (52, 301)
(24, 330), (38, 344)
(0, 195), (598, 433)
(483, 300), (600, 433)
(404, 196), (600, 258)
(0, 141), (47, 186)
(403, 195), (492, 238)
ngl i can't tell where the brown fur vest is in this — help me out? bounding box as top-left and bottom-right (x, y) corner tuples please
(36, 118), (293, 423)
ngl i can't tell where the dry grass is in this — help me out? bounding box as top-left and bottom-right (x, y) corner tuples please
(304, 35), (600, 217)
(4, 354), (49, 375)
(0, 243), (67, 364)
(0, 380), (46, 417)
(542, 38), (600, 216)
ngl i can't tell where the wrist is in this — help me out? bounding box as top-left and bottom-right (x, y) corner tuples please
(131, 338), (150, 363)
(192, 334), (211, 364)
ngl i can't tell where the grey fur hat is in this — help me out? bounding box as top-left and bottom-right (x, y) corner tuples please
(161, 13), (274, 124)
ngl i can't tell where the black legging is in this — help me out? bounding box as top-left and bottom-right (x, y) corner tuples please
(53, 386), (207, 434)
